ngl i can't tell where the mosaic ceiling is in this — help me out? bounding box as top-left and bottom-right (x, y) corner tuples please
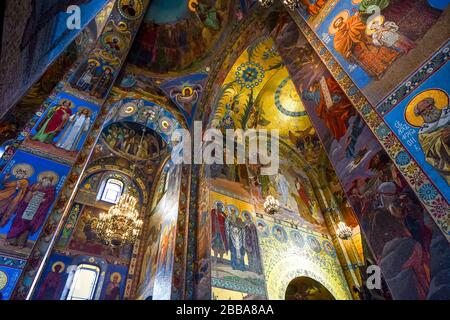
(127, 0), (236, 75)
(212, 37), (321, 164)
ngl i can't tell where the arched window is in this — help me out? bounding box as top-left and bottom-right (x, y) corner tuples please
(99, 178), (124, 204)
(66, 264), (100, 300)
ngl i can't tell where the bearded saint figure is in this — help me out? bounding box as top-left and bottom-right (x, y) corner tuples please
(414, 97), (450, 185)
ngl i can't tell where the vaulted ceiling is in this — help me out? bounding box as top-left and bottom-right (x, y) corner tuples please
(127, 0), (236, 76)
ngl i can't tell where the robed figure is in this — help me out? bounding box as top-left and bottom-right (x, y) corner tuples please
(36, 264), (64, 300)
(55, 108), (91, 151)
(211, 202), (228, 262)
(302, 76), (355, 141)
(367, 182), (431, 299)
(225, 209), (245, 271)
(243, 213), (262, 274)
(333, 13), (399, 79)
(105, 274), (121, 300)
(275, 171), (289, 207)
(75, 62), (97, 91)
(414, 98), (450, 185)
(6, 173), (57, 248)
(91, 67), (114, 99)
(33, 100), (73, 144)
(0, 165), (32, 227)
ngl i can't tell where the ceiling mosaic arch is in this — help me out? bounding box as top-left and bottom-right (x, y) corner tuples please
(127, 0), (237, 76)
(103, 97), (184, 150)
(263, 251), (351, 300)
(211, 36), (324, 168)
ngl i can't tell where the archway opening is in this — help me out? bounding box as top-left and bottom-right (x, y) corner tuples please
(285, 277), (335, 300)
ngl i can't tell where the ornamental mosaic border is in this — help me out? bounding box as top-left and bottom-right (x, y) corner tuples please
(0, 255), (26, 269)
(171, 164), (191, 300)
(255, 213), (332, 240)
(377, 42), (450, 116)
(287, 11), (450, 240)
(274, 77), (308, 117)
(211, 278), (266, 296)
(185, 164), (201, 299)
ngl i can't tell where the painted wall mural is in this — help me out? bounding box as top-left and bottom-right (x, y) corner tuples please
(0, 150), (69, 257)
(249, 159), (327, 232)
(31, 165), (146, 300)
(271, 14), (450, 299)
(0, 0), (151, 300)
(20, 93), (99, 165)
(211, 36), (322, 164)
(0, 257), (26, 300)
(65, 205), (134, 262)
(209, 190), (267, 298)
(211, 37), (284, 130)
(136, 162), (181, 300)
(380, 42), (450, 204)
(33, 252), (128, 300)
(128, 0), (235, 75)
(292, 0), (449, 105)
(160, 73), (208, 123)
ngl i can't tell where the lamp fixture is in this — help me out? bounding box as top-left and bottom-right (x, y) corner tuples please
(264, 195), (280, 215)
(97, 192), (143, 246)
(336, 221), (353, 240)
(282, 0), (300, 11)
(258, 0), (275, 8)
(95, 111), (156, 246)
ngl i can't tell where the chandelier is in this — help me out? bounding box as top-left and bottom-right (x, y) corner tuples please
(95, 111), (156, 247)
(264, 195), (280, 215)
(258, 0), (274, 7)
(282, 0), (300, 10)
(97, 192), (143, 246)
(336, 221), (353, 240)
(258, 0), (300, 10)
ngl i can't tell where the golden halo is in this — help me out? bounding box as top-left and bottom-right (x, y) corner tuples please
(77, 106), (92, 116)
(188, 0), (199, 12)
(182, 87), (194, 97)
(110, 272), (122, 282)
(405, 89), (449, 127)
(117, 21), (128, 31)
(37, 171), (59, 186)
(328, 10), (350, 35)
(59, 98), (74, 108)
(12, 163), (34, 179)
(103, 66), (114, 72)
(366, 15), (385, 35)
(161, 120), (169, 129)
(0, 270), (8, 290)
(119, 102), (137, 117)
(88, 59), (101, 67)
(52, 261), (65, 273)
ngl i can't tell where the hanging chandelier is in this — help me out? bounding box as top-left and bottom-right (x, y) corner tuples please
(258, 0), (300, 10)
(95, 111), (156, 247)
(97, 192), (143, 246)
(336, 221), (353, 240)
(264, 195), (280, 215)
(282, 0), (300, 11)
(258, 0), (274, 7)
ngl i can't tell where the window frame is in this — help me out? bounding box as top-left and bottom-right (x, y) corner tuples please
(66, 264), (100, 301)
(98, 178), (124, 204)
